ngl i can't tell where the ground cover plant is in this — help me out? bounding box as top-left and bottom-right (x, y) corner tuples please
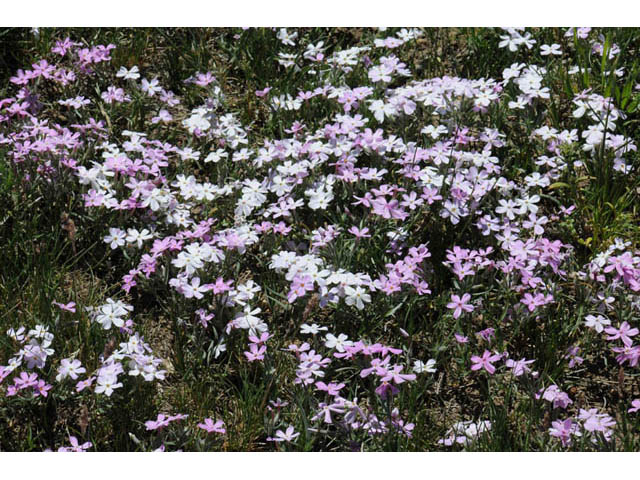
(2, 27), (640, 452)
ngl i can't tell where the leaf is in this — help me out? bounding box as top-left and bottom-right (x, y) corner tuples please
(548, 182), (570, 190)
(384, 301), (405, 319)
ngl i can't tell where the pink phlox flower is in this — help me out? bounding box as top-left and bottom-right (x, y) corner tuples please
(287, 275), (314, 303)
(375, 379), (400, 398)
(381, 364), (417, 384)
(255, 87), (271, 98)
(267, 398), (289, 411)
(604, 252), (634, 276)
(352, 192), (374, 208)
(53, 301), (76, 313)
(604, 321), (639, 346)
(470, 350), (502, 374)
(565, 346), (584, 368)
(549, 418), (581, 447)
(33, 380), (53, 397)
(244, 343), (267, 362)
(195, 309), (214, 328)
(58, 435), (92, 452)
(520, 292), (553, 312)
(348, 226), (371, 238)
(267, 425), (299, 442)
(476, 327), (495, 342)
(447, 293), (474, 319)
(13, 371), (39, 390)
(145, 413), (187, 431)
(454, 333), (469, 344)
(286, 342), (310, 356)
(315, 381), (345, 396)
(248, 332), (272, 345)
(312, 401), (346, 424)
(197, 418), (226, 434)
(75, 376), (95, 392)
(210, 277), (234, 294)
(611, 344), (640, 366)
(578, 408), (616, 436)
(505, 357), (536, 377)
(537, 385), (573, 409)
(145, 414), (171, 431)
(371, 197), (408, 220)
(360, 356), (391, 378)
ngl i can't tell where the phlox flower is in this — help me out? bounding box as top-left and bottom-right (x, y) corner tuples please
(267, 425), (300, 443)
(375, 378), (400, 398)
(104, 227), (126, 249)
(248, 332), (271, 345)
(141, 77), (162, 96)
(584, 314), (611, 333)
(116, 65), (140, 80)
(94, 302), (127, 330)
(287, 275), (314, 303)
(210, 277), (233, 294)
(7, 326), (26, 342)
(234, 306), (266, 335)
(312, 402), (346, 424)
(53, 301), (76, 313)
(504, 358), (535, 377)
(348, 226), (371, 239)
(343, 285), (371, 310)
(476, 327), (495, 342)
(75, 376), (95, 392)
(244, 344), (267, 362)
(578, 408), (615, 437)
(315, 381), (345, 396)
(255, 87), (271, 97)
(447, 293), (474, 319)
(549, 418), (581, 447)
(604, 321), (639, 346)
(267, 398), (289, 411)
(195, 309), (214, 328)
(540, 44), (562, 56)
(151, 109), (172, 124)
(382, 365), (416, 384)
(438, 420), (491, 446)
(470, 350), (502, 374)
(454, 333), (469, 344)
(300, 323), (328, 335)
(565, 346), (584, 369)
(33, 380), (53, 398)
(537, 385), (573, 409)
(276, 28), (297, 46)
(371, 197), (407, 220)
(94, 374), (122, 397)
(413, 359), (437, 374)
(198, 418), (226, 434)
(58, 436), (92, 452)
(628, 399), (640, 413)
(182, 277), (209, 300)
(368, 99), (396, 123)
(522, 214), (548, 236)
(193, 71), (216, 87)
(56, 358), (86, 381)
(324, 333), (353, 353)
(520, 292), (553, 312)
(125, 228), (153, 249)
(145, 413), (188, 431)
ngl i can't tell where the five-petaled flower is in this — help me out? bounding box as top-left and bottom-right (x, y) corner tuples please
(470, 350), (502, 374)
